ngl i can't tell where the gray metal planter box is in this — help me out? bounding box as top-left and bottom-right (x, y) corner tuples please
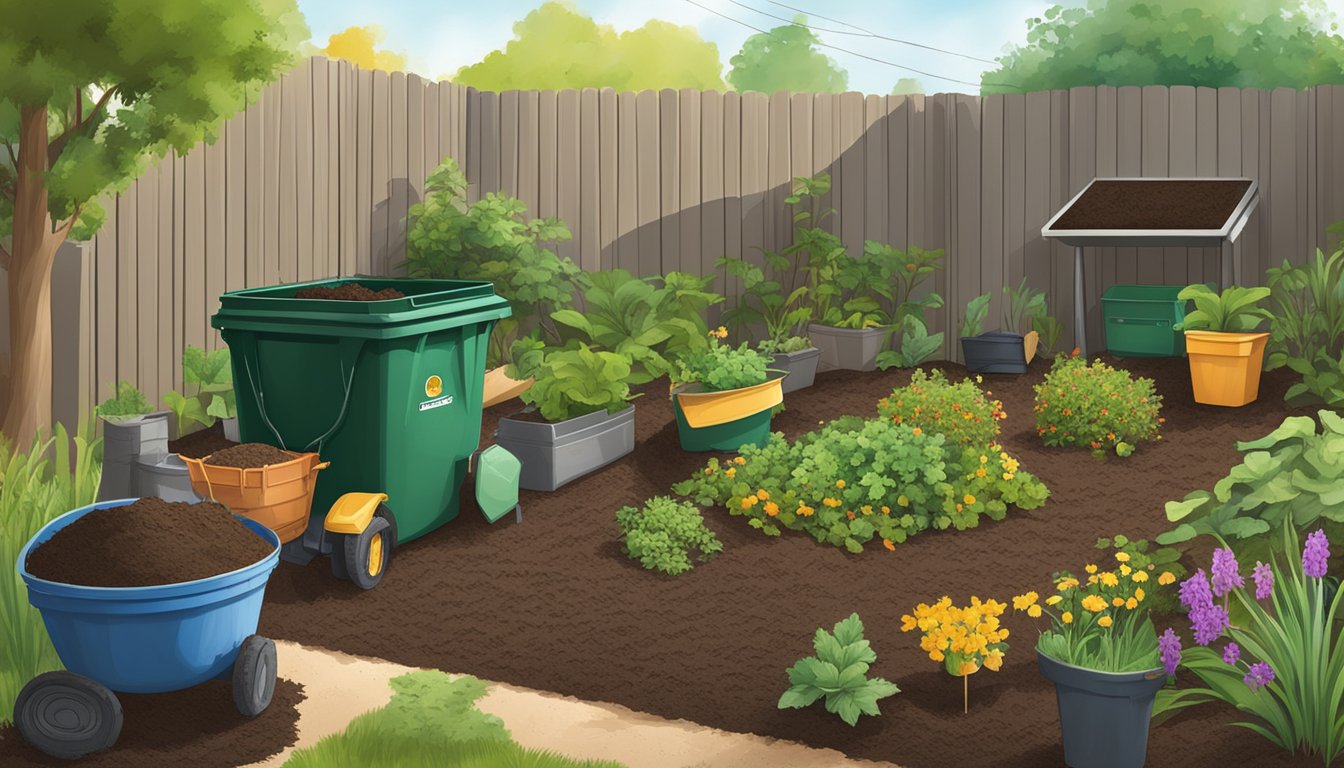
(494, 405), (635, 492)
(97, 412), (170, 501)
(772, 347), (820, 393)
(809, 324), (886, 372)
(134, 453), (203, 503)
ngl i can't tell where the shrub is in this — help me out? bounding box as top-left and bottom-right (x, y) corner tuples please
(95, 381), (152, 422)
(521, 344), (639, 423)
(1033, 354), (1163, 457)
(673, 327), (770, 392)
(778, 613), (899, 726)
(876, 369), (1007, 448)
(1264, 244), (1344, 409)
(615, 496), (722, 576)
(673, 415), (1048, 553)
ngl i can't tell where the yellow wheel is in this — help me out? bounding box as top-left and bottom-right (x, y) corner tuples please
(341, 504), (396, 590)
(367, 530), (384, 577)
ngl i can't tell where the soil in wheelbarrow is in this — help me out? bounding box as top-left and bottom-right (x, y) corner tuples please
(293, 282), (403, 301)
(0, 678), (303, 768)
(203, 442), (295, 469)
(26, 498), (275, 588)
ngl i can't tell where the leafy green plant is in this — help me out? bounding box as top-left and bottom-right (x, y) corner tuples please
(1033, 313), (1065, 357)
(615, 496), (722, 576)
(672, 327), (770, 392)
(770, 335), (813, 354)
(1003, 278), (1049, 335)
(717, 253), (811, 350)
(520, 344), (639, 423)
(1093, 534), (1187, 616)
(95, 381), (152, 423)
(1033, 354), (1163, 457)
(1, 419), (102, 725)
(163, 345), (234, 435)
(1159, 411), (1344, 553)
(959, 293), (991, 339)
(1264, 243), (1344, 409)
(777, 613), (899, 726)
(876, 315), (943, 370)
(877, 368), (1007, 448)
(1175, 284), (1272, 333)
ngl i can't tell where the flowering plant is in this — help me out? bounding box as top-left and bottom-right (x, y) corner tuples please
(900, 596), (1009, 713)
(1013, 550), (1173, 673)
(877, 369), (1007, 448)
(1153, 522), (1344, 763)
(1032, 353), (1163, 457)
(672, 326), (771, 392)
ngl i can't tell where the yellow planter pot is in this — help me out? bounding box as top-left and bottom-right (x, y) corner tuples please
(482, 366), (533, 409)
(673, 372), (786, 429)
(1184, 330), (1269, 407)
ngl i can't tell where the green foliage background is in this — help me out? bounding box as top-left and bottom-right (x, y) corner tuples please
(727, 16), (848, 94)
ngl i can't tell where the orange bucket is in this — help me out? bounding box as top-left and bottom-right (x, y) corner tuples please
(1184, 331), (1269, 407)
(181, 451), (328, 544)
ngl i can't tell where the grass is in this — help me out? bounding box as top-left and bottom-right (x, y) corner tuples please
(0, 419), (102, 725)
(282, 671), (626, 768)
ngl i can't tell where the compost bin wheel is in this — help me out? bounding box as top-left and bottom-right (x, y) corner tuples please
(343, 503), (396, 590)
(15, 671), (123, 759)
(232, 635), (277, 717)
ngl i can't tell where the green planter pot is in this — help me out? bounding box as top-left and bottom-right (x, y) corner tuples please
(1037, 651), (1166, 768)
(672, 401), (773, 452)
(671, 372), (784, 452)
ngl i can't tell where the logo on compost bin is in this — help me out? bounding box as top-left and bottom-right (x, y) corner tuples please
(425, 375), (443, 398)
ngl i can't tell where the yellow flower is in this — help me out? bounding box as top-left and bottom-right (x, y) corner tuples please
(822, 497), (842, 508)
(1099, 572), (1119, 588)
(861, 504), (873, 515)
(797, 505), (814, 517)
(1098, 615), (1114, 628)
(1134, 587), (1145, 602)
(1012, 592), (1039, 611)
(1132, 571), (1149, 583)
(725, 468), (736, 478)
(881, 505), (891, 514)
(1119, 564), (1132, 576)
(1056, 577), (1079, 591)
(976, 467), (987, 478)
(763, 501), (780, 517)
(912, 427), (923, 436)
(1115, 552), (1131, 563)
(836, 479), (846, 489)
(1081, 595), (1107, 613)
(1125, 597), (1138, 610)
(1085, 564), (1098, 574)
(897, 495), (910, 508)
(901, 614), (917, 632)
(1003, 473), (1014, 481)
(979, 455), (989, 464)
(963, 494), (976, 505)
(756, 489), (770, 501)
(983, 649), (1004, 671)
(1112, 597), (1125, 607)
(1062, 611), (1074, 624)
(1158, 572), (1176, 585)
(1027, 604), (1042, 618)
(1045, 595), (1063, 606)
(739, 496), (758, 509)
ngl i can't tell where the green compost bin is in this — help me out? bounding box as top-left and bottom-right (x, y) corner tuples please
(1101, 285), (1189, 358)
(211, 277), (510, 544)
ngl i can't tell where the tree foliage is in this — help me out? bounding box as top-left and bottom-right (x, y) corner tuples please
(983, 0), (1344, 93)
(453, 2), (724, 91)
(727, 17), (848, 94)
(320, 25), (408, 72)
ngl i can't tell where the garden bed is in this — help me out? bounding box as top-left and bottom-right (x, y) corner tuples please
(259, 358), (1316, 768)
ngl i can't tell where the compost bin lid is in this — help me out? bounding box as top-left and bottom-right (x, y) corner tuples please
(1041, 177), (1258, 248)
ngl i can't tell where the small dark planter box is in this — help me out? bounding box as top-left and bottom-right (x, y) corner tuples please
(961, 331), (1029, 374)
(1038, 652), (1166, 768)
(495, 405), (635, 492)
(771, 347), (820, 394)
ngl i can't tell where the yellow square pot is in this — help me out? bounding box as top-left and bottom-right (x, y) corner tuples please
(1183, 330), (1269, 407)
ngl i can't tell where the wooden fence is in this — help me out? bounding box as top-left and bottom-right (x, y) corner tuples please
(47, 55), (1344, 422)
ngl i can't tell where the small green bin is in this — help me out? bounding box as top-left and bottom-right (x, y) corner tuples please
(212, 277), (510, 544)
(1101, 285), (1189, 358)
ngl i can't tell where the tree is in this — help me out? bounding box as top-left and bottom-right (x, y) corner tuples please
(891, 78), (923, 95)
(454, 2), (724, 91)
(727, 16), (848, 94)
(0, 1), (306, 440)
(983, 0), (1344, 93)
(320, 25), (408, 72)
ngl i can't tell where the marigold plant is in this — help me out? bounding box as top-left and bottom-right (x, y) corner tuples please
(876, 369), (1007, 448)
(900, 596), (1009, 713)
(1032, 353), (1163, 457)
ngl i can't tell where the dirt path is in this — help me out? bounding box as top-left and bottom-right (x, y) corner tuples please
(248, 642), (898, 768)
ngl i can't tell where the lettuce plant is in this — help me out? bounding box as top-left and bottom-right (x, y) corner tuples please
(615, 496), (722, 576)
(672, 327), (770, 392)
(520, 344), (638, 423)
(778, 613), (899, 726)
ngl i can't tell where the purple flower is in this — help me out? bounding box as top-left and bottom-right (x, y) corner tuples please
(1244, 661), (1275, 691)
(1303, 529), (1331, 580)
(1190, 603), (1230, 646)
(1159, 628), (1182, 676)
(1222, 642), (1241, 665)
(1252, 561), (1273, 601)
(1211, 548), (1245, 597)
(1179, 569), (1214, 611)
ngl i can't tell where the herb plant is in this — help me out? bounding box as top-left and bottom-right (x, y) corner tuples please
(959, 293), (991, 338)
(1175, 283), (1272, 333)
(778, 613), (900, 726)
(875, 314), (944, 370)
(615, 496), (722, 576)
(673, 327), (770, 392)
(717, 253), (811, 351)
(163, 345), (234, 435)
(95, 381), (153, 423)
(1264, 243), (1344, 409)
(900, 597), (1008, 713)
(1033, 353), (1163, 457)
(877, 369), (1007, 448)
(520, 344), (638, 423)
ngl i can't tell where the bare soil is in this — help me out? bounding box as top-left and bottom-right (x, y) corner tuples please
(259, 357), (1320, 768)
(1053, 179), (1253, 230)
(26, 497), (274, 587)
(293, 282), (403, 301)
(0, 678), (303, 768)
(169, 421), (237, 459)
(204, 443), (295, 469)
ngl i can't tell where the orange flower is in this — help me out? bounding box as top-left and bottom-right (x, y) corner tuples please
(883, 538), (895, 551)
(764, 501), (780, 517)
(912, 427), (923, 436)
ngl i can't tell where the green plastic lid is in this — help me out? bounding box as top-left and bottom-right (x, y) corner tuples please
(475, 445), (521, 524)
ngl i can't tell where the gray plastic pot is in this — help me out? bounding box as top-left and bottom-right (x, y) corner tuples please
(134, 453), (203, 503)
(494, 405), (635, 492)
(97, 412), (170, 501)
(1037, 651), (1167, 768)
(808, 324), (886, 372)
(771, 347), (821, 393)
(222, 417), (240, 442)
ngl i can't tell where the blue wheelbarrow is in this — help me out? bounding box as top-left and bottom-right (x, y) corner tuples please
(13, 499), (282, 759)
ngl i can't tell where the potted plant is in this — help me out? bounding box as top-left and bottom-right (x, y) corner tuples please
(1175, 284), (1272, 407)
(716, 253), (817, 393)
(961, 280), (1059, 374)
(95, 381), (169, 501)
(1012, 554), (1171, 768)
(670, 327), (783, 452)
(493, 343), (639, 492)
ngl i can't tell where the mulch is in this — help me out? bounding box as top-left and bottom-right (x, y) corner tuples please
(1053, 179), (1253, 230)
(250, 356), (1322, 768)
(0, 678), (303, 767)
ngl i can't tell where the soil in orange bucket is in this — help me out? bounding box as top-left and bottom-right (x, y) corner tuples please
(25, 498), (274, 587)
(204, 443), (295, 469)
(293, 282), (403, 301)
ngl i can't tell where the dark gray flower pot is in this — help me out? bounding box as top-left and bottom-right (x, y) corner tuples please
(494, 405), (635, 492)
(134, 453), (202, 503)
(962, 331), (1029, 374)
(771, 347), (820, 393)
(808, 324), (886, 372)
(97, 412), (170, 501)
(1037, 651), (1166, 768)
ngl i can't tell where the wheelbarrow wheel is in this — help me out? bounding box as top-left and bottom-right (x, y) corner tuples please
(15, 671), (123, 759)
(232, 635), (277, 717)
(342, 504), (396, 590)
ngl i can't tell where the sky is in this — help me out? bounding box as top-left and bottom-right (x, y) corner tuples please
(295, 0), (1060, 95)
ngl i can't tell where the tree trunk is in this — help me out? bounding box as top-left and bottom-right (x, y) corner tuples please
(2, 104), (64, 442)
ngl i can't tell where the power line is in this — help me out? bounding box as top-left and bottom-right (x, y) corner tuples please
(684, 0), (1017, 90)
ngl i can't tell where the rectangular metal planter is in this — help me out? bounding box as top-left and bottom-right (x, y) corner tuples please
(961, 331), (1029, 374)
(772, 347), (820, 393)
(98, 412), (170, 501)
(494, 405), (636, 492)
(808, 324), (886, 372)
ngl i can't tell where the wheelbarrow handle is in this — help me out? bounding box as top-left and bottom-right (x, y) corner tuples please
(314, 461), (332, 472)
